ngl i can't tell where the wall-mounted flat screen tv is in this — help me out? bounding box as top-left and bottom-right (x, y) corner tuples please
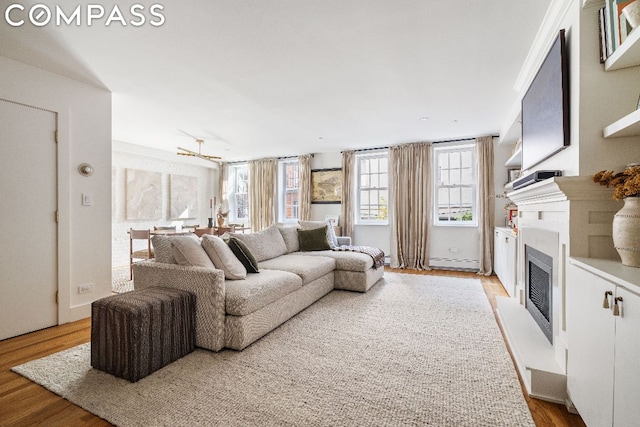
(521, 29), (570, 171)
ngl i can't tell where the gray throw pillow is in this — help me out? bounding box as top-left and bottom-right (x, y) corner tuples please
(298, 226), (331, 251)
(201, 235), (247, 280)
(278, 225), (301, 253)
(151, 235), (178, 264)
(171, 236), (215, 269)
(228, 237), (260, 273)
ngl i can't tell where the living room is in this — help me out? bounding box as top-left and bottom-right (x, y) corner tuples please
(2, 1), (640, 426)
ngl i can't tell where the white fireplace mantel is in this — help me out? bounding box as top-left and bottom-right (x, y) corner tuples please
(496, 175), (620, 405)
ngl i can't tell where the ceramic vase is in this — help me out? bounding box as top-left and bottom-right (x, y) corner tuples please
(217, 216), (225, 227)
(613, 197), (640, 267)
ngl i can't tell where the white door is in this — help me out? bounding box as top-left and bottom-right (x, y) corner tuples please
(0, 99), (58, 340)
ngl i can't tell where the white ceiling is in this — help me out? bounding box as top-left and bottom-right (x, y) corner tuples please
(0, 0), (552, 162)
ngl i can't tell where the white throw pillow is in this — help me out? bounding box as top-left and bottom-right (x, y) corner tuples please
(201, 235), (247, 280)
(298, 220), (338, 248)
(171, 236), (215, 269)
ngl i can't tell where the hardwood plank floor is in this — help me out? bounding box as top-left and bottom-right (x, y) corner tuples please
(0, 269), (585, 427)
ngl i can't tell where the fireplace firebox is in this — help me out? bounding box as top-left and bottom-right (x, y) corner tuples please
(525, 245), (553, 344)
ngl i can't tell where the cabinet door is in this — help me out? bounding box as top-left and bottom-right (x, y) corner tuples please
(566, 264), (616, 427)
(494, 230), (505, 280)
(613, 286), (640, 427)
(504, 234), (516, 297)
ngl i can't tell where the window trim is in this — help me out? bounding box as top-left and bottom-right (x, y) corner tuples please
(432, 143), (478, 227)
(229, 164), (249, 223)
(355, 151), (389, 225)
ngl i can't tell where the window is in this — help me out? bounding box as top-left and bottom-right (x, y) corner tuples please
(433, 144), (477, 226)
(278, 160), (299, 223)
(356, 152), (388, 224)
(231, 165), (248, 221)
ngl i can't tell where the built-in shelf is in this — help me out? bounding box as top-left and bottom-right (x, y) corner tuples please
(505, 146), (522, 168)
(603, 108), (640, 138)
(605, 26), (640, 71)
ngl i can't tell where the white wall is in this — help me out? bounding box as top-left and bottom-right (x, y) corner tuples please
(112, 141), (218, 268)
(0, 55), (112, 324)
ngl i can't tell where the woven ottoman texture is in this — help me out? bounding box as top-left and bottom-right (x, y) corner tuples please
(91, 287), (195, 382)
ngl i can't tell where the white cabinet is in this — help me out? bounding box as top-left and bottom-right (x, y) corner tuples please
(494, 227), (517, 297)
(566, 258), (640, 427)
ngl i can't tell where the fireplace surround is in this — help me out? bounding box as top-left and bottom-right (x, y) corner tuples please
(496, 176), (619, 404)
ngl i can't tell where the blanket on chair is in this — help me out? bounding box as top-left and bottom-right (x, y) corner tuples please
(333, 245), (385, 269)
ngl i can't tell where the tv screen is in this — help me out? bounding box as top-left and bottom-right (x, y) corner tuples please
(521, 29), (570, 171)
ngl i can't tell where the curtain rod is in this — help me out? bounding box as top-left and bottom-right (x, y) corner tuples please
(224, 153), (314, 165)
(343, 135), (499, 153)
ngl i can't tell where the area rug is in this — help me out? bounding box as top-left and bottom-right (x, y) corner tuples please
(12, 273), (534, 427)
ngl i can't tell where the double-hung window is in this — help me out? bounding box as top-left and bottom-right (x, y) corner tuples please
(278, 160), (299, 223)
(356, 152), (388, 224)
(433, 144), (477, 226)
(231, 165), (249, 222)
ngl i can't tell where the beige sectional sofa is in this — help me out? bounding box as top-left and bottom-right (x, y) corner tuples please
(133, 223), (384, 351)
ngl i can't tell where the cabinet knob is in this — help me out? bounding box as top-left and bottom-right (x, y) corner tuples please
(613, 296), (623, 316)
(603, 291), (613, 309)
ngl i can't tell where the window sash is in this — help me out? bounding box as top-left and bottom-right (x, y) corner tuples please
(434, 145), (476, 226)
(356, 152), (389, 224)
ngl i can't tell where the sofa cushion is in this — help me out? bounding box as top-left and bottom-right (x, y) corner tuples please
(201, 235), (247, 280)
(297, 226), (331, 251)
(227, 237), (259, 273)
(299, 220), (338, 248)
(259, 254), (335, 285)
(228, 224), (287, 262)
(298, 250), (374, 272)
(171, 236), (215, 269)
(225, 269), (302, 316)
(278, 225), (300, 253)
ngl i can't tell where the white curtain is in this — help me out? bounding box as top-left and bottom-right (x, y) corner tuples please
(389, 142), (431, 270)
(298, 154), (312, 221)
(476, 136), (495, 276)
(249, 158), (277, 232)
(340, 150), (356, 239)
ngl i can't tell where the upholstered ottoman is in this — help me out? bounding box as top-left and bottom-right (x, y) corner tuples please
(91, 287), (195, 382)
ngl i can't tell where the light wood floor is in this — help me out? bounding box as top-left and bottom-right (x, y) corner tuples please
(0, 269), (585, 427)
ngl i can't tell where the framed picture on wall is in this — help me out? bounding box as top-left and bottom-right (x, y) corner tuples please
(311, 168), (342, 204)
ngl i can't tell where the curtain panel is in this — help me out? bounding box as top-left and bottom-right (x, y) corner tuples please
(476, 136), (495, 276)
(218, 162), (229, 211)
(248, 158), (277, 232)
(340, 150), (355, 239)
(298, 154), (312, 221)
(389, 142), (431, 270)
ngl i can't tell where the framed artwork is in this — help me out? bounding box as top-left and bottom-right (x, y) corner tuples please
(125, 168), (162, 220)
(311, 168), (342, 204)
(169, 174), (198, 219)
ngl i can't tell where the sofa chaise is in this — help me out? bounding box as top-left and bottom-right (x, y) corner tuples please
(133, 222), (384, 352)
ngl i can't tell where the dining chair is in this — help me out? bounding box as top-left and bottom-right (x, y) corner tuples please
(129, 229), (154, 280)
(182, 224), (199, 231)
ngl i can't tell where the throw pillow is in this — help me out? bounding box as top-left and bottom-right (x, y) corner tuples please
(171, 236), (215, 269)
(227, 237), (260, 273)
(228, 224), (287, 262)
(151, 235), (178, 264)
(298, 226), (331, 251)
(201, 235), (247, 280)
(278, 225), (300, 253)
(299, 220), (338, 248)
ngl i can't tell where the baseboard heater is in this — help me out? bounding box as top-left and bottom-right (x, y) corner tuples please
(513, 170), (562, 190)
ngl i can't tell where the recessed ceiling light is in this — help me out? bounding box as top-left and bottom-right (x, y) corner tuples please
(420, 117), (429, 121)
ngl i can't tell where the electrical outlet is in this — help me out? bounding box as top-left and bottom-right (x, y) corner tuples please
(78, 283), (93, 294)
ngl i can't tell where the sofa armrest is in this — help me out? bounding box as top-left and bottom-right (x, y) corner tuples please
(133, 261), (226, 352)
(337, 236), (351, 246)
